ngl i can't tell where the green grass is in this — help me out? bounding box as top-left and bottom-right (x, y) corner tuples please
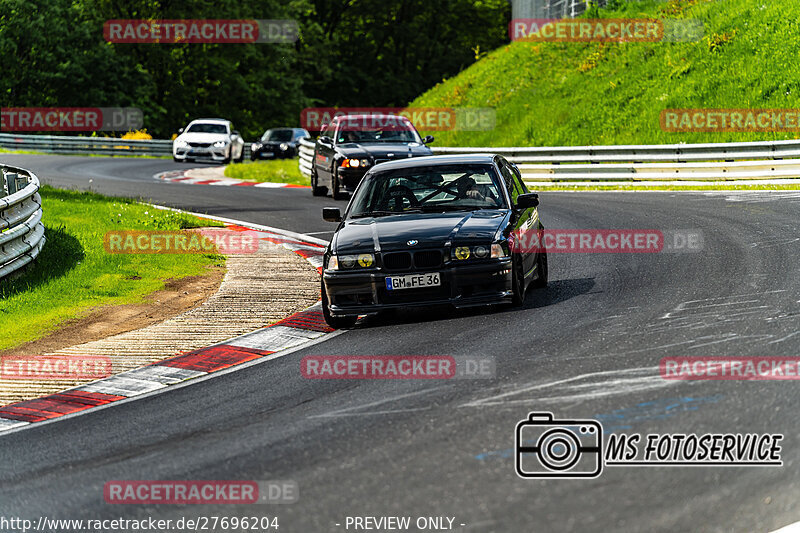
(0, 186), (224, 351)
(224, 159), (308, 185)
(411, 0), (800, 147)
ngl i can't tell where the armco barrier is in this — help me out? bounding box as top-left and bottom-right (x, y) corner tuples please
(0, 165), (45, 279)
(0, 133), (252, 160)
(298, 138), (800, 183)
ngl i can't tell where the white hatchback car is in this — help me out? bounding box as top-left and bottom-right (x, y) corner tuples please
(173, 118), (245, 163)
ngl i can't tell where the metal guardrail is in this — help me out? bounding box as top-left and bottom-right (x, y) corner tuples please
(298, 139), (315, 179)
(299, 138), (800, 183)
(0, 133), (252, 160)
(0, 165), (45, 279)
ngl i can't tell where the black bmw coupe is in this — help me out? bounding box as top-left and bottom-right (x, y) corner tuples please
(311, 114), (434, 199)
(320, 154), (547, 328)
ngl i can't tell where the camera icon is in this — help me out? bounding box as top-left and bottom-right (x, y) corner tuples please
(515, 412), (603, 479)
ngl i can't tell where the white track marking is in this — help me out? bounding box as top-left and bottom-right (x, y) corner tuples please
(120, 366), (206, 385)
(149, 204), (329, 246)
(0, 418), (29, 431)
(78, 376), (168, 397)
(771, 521), (800, 533)
(309, 387), (448, 419)
(227, 325), (325, 352)
(462, 366), (675, 407)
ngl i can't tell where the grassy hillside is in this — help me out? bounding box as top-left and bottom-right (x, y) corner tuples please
(411, 0), (800, 146)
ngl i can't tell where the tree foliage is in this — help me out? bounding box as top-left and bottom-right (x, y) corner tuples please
(0, 0), (509, 138)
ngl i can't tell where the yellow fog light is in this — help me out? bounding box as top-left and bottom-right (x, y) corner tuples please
(454, 247), (471, 260)
(358, 253), (374, 267)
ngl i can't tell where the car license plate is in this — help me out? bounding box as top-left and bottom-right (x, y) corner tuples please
(385, 273), (441, 291)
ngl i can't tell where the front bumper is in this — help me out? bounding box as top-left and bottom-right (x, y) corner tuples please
(253, 146), (295, 159)
(173, 146), (229, 161)
(323, 258), (513, 316)
(337, 168), (369, 191)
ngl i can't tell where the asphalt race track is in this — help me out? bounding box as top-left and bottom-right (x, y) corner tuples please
(2, 154), (800, 532)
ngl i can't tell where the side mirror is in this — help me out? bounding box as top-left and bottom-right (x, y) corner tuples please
(516, 193), (539, 209)
(318, 135), (333, 146)
(422, 135), (435, 144)
(232, 130), (240, 137)
(322, 207), (342, 222)
(178, 127), (184, 134)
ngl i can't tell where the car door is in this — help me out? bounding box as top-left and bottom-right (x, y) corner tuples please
(315, 122), (336, 185)
(500, 158), (536, 280)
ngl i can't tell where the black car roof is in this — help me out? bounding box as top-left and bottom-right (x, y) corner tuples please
(370, 154), (498, 171)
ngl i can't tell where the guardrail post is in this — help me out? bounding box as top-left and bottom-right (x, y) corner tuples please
(5, 172), (20, 195)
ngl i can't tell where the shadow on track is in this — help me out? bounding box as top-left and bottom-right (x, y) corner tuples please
(357, 277), (595, 329)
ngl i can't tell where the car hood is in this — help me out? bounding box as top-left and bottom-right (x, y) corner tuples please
(332, 210), (509, 254)
(336, 142), (432, 160)
(176, 132), (229, 143)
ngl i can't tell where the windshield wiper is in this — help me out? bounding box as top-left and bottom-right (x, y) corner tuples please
(419, 205), (489, 212)
(350, 209), (422, 218)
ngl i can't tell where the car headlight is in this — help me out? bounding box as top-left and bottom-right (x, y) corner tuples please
(452, 245), (502, 260)
(213, 140), (228, 148)
(340, 158), (370, 168)
(251, 143), (261, 151)
(174, 140), (188, 148)
(491, 243), (508, 258)
(327, 254), (375, 270)
(279, 143), (289, 151)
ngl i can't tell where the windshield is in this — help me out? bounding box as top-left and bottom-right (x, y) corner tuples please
(349, 164), (505, 217)
(262, 129), (294, 142)
(186, 123), (228, 134)
(336, 119), (420, 144)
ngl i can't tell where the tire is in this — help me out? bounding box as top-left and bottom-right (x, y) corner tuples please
(235, 146), (244, 163)
(321, 280), (357, 329)
(173, 156), (180, 163)
(511, 255), (526, 306)
(332, 171), (346, 200)
(311, 169), (328, 197)
(532, 249), (548, 289)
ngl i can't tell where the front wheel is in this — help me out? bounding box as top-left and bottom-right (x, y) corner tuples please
(311, 170), (328, 197)
(510, 255), (526, 306)
(331, 171), (346, 200)
(235, 146), (244, 163)
(532, 249), (548, 288)
(321, 280), (357, 328)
